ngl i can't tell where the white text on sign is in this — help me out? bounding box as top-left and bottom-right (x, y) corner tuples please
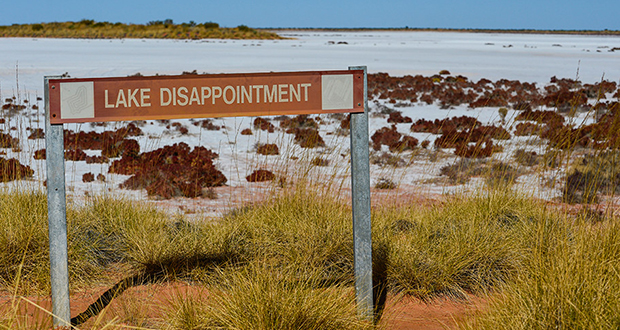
(104, 83), (313, 109)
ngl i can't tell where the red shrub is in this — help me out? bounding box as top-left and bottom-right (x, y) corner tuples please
(390, 135), (419, 152)
(371, 126), (402, 151)
(514, 122), (540, 136)
(111, 142), (226, 199)
(0, 133), (19, 149)
(0, 158), (34, 182)
(246, 169), (275, 182)
(85, 155), (109, 164)
(340, 114), (351, 129)
(372, 126), (418, 152)
(387, 111), (413, 124)
(515, 109), (565, 126)
(33, 149), (46, 160)
(257, 143), (279, 155)
(28, 128), (45, 139)
(293, 128), (325, 148)
(194, 119), (221, 130)
(82, 172), (95, 182)
(280, 115), (318, 130)
(455, 140), (496, 158)
(253, 117), (275, 132)
(65, 149), (87, 161)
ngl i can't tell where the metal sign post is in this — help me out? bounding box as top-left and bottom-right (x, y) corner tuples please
(44, 68), (373, 324)
(348, 66), (373, 320)
(45, 76), (72, 328)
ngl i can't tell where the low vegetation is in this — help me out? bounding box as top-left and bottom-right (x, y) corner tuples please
(2, 183), (619, 328)
(0, 20), (283, 40)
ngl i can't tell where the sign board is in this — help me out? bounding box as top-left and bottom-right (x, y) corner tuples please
(48, 70), (365, 123)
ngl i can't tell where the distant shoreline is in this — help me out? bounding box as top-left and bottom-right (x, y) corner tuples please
(0, 21), (283, 40)
(2, 20), (618, 39)
(264, 27), (620, 36)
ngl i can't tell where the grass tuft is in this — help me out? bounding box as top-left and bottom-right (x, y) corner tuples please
(164, 264), (373, 330)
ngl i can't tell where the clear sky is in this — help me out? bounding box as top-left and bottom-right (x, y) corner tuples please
(2, 0), (620, 30)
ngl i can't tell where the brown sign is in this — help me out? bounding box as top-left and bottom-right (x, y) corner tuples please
(48, 70), (364, 124)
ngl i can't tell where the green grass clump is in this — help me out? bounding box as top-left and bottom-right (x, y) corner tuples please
(563, 151), (620, 204)
(375, 188), (543, 300)
(216, 185), (354, 284)
(75, 196), (240, 277)
(164, 264), (373, 330)
(0, 190), (105, 293)
(462, 215), (620, 329)
(0, 20), (283, 40)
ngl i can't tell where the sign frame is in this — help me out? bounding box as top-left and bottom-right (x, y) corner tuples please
(45, 67), (373, 327)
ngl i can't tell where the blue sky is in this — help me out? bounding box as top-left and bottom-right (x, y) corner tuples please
(2, 0), (620, 30)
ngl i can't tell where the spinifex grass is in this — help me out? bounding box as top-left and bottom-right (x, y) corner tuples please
(214, 183), (355, 284)
(461, 214), (620, 329)
(373, 187), (544, 300)
(0, 190), (105, 293)
(75, 196), (241, 277)
(163, 263), (374, 330)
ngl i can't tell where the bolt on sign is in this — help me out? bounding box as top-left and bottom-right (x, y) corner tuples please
(48, 70), (364, 123)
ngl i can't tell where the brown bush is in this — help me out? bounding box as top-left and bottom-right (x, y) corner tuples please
(193, 119), (221, 130)
(280, 114), (318, 130)
(375, 177), (397, 189)
(387, 111), (412, 124)
(514, 149), (539, 166)
(0, 158), (34, 182)
(240, 128), (253, 135)
(253, 117), (275, 132)
(514, 122), (540, 136)
(371, 126), (402, 151)
(246, 169), (275, 182)
(65, 149), (87, 161)
(311, 157), (330, 166)
(0, 133), (19, 149)
(111, 142), (226, 199)
(439, 158), (486, 184)
(33, 149), (46, 160)
(454, 139), (496, 158)
(82, 172), (95, 183)
(257, 143), (279, 155)
(293, 128), (325, 148)
(340, 114), (351, 129)
(28, 128), (45, 139)
(515, 109), (564, 126)
(63, 126), (142, 159)
(85, 155), (109, 164)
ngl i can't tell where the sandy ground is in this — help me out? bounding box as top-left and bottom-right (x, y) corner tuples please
(0, 281), (487, 329)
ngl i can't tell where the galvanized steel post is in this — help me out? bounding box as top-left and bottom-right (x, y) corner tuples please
(348, 66), (373, 320)
(45, 76), (72, 327)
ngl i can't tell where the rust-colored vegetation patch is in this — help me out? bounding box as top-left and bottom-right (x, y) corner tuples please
(109, 142), (227, 199)
(256, 143), (280, 155)
(0, 158), (33, 182)
(246, 169), (276, 182)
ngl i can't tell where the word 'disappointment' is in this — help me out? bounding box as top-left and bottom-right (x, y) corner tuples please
(104, 83), (313, 109)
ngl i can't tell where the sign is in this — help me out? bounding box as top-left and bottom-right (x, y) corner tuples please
(48, 70), (365, 123)
(45, 67), (373, 327)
